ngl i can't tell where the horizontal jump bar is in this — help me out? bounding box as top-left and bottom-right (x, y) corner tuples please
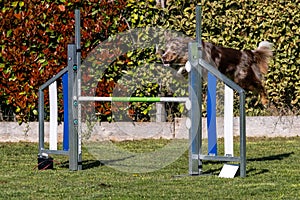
(199, 155), (240, 162)
(78, 96), (189, 102)
(41, 149), (69, 156)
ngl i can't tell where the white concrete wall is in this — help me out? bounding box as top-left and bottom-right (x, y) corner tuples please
(0, 116), (299, 142)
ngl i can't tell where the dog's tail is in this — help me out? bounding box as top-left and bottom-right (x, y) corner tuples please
(258, 41), (273, 54)
(254, 41), (273, 75)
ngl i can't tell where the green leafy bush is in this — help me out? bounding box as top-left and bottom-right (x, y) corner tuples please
(1, 0), (299, 123)
(124, 0), (300, 116)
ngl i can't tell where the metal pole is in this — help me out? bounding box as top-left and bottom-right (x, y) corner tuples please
(188, 42), (202, 175)
(240, 91), (246, 177)
(75, 9), (82, 170)
(38, 89), (45, 155)
(196, 6), (202, 49)
(68, 43), (78, 171)
(188, 5), (203, 176)
(75, 9), (81, 53)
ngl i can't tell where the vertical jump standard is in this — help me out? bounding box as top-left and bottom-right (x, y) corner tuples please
(38, 10), (82, 170)
(188, 6), (246, 177)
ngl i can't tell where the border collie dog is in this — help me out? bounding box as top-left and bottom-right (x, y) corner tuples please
(157, 36), (273, 105)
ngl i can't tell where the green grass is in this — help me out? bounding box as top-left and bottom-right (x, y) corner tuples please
(0, 137), (300, 199)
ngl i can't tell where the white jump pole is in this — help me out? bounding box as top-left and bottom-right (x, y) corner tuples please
(49, 81), (58, 150)
(224, 85), (234, 156)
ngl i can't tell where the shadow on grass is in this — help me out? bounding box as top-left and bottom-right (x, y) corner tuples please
(59, 160), (103, 170)
(245, 152), (294, 176)
(202, 166), (270, 177)
(82, 160), (103, 170)
(247, 152), (294, 162)
(246, 168), (269, 176)
(59, 155), (135, 170)
(195, 152), (294, 177)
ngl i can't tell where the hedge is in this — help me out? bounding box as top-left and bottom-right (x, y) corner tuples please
(124, 0), (300, 116)
(0, 0), (127, 123)
(0, 0), (299, 123)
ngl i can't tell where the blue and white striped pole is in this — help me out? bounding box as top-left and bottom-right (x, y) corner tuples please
(207, 79), (234, 157)
(62, 73), (69, 151)
(207, 73), (217, 156)
(49, 81), (58, 150)
(224, 85), (234, 156)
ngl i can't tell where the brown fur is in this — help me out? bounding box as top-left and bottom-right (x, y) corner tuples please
(157, 36), (273, 105)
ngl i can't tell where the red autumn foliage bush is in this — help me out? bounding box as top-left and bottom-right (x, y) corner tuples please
(0, 0), (127, 123)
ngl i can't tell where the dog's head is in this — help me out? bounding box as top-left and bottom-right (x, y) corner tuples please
(156, 33), (193, 77)
(162, 39), (189, 64)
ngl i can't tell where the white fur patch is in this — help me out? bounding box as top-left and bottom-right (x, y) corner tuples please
(185, 61), (191, 72)
(258, 41), (273, 49)
(177, 67), (185, 75)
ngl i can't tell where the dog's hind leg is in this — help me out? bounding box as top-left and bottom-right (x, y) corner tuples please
(260, 90), (269, 107)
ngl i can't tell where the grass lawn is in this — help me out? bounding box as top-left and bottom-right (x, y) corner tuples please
(0, 137), (299, 199)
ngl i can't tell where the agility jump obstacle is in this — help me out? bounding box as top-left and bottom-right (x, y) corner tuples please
(188, 6), (246, 177)
(38, 9), (190, 170)
(38, 7), (246, 177)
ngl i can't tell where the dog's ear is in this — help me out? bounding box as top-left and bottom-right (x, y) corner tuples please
(164, 31), (172, 41)
(164, 31), (179, 42)
(155, 44), (164, 57)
